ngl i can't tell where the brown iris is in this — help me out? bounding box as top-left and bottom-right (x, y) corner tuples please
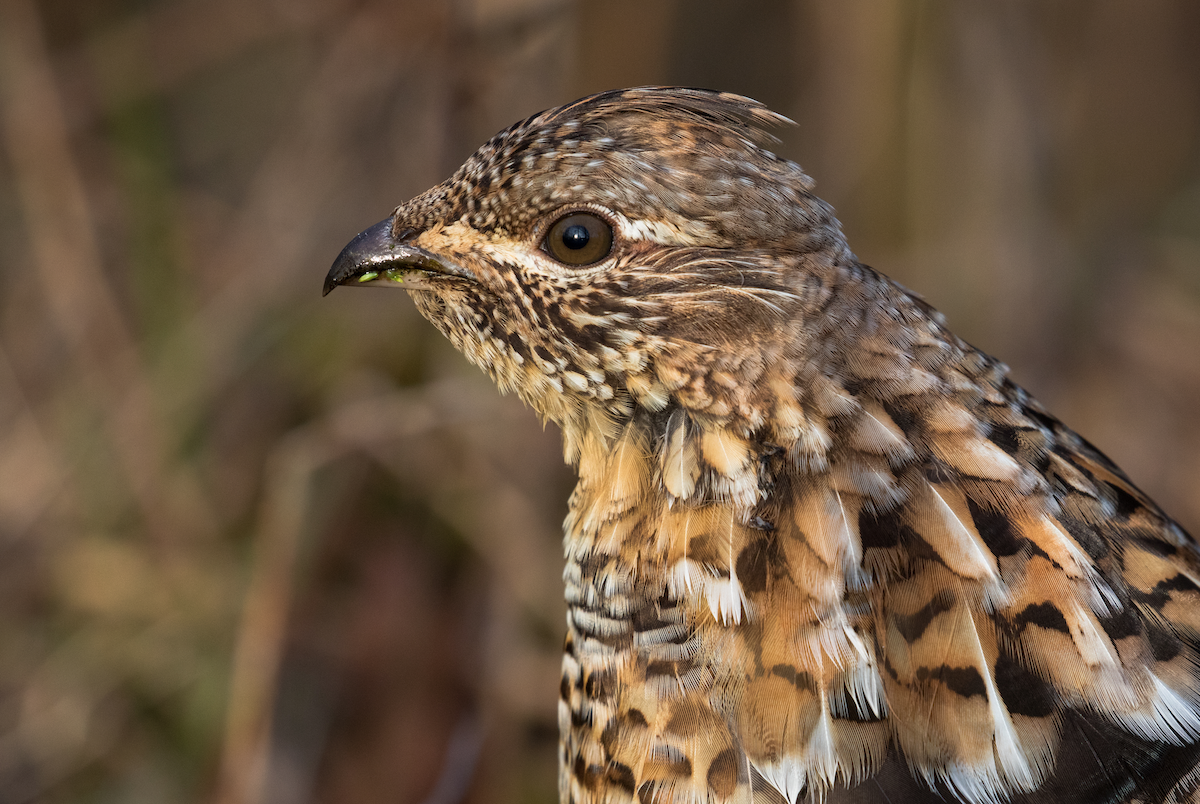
(543, 212), (613, 266)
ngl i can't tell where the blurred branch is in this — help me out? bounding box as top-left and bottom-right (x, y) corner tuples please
(417, 711), (484, 804)
(0, 344), (61, 535)
(216, 380), (539, 804)
(153, 2), (453, 442)
(0, 0), (215, 544)
(60, 0), (341, 122)
(214, 371), (566, 804)
(215, 422), (336, 804)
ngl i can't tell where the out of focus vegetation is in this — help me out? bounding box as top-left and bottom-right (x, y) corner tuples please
(0, 1), (1198, 802)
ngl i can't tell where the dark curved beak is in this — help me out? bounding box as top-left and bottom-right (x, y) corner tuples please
(323, 219), (467, 296)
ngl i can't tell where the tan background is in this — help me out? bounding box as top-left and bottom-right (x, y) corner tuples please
(1, 1), (1199, 802)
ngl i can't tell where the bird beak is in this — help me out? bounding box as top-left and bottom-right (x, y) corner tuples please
(323, 218), (468, 296)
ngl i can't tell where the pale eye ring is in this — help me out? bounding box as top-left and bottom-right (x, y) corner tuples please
(543, 212), (613, 266)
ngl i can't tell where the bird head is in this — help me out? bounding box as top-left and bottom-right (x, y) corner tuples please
(325, 88), (856, 456)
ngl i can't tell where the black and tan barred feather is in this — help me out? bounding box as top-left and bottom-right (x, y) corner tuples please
(326, 87), (1200, 804)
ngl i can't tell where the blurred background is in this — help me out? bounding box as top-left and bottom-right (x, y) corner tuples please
(1, 0), (1199, 802)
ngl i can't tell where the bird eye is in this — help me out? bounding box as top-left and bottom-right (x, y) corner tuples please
(544, 212), (613, 266)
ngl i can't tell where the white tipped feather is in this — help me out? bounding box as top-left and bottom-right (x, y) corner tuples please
(934, 437), (1023, 482)
(793, 485), (862, 572)
(914, 481), (1000, 583)
(1112, 676), (1200, 744)
(662, 410), (700, 500)
(706, 573), (752, 625)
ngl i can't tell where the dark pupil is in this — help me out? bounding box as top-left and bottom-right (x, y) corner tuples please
(562, 224), (590, 250)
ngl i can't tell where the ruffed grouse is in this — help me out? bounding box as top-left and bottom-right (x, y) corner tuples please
(325, 88), (1200, 804)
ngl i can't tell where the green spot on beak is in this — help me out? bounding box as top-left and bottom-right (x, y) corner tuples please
(357, 271), (378, 283)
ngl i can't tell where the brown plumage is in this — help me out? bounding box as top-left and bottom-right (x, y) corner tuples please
(325, 88), (1200, 804)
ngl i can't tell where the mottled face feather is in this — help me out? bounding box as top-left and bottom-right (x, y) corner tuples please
(326, 87), (1200, 804)
(416, 87), (841, 250)
(328, 88), (856, 447)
